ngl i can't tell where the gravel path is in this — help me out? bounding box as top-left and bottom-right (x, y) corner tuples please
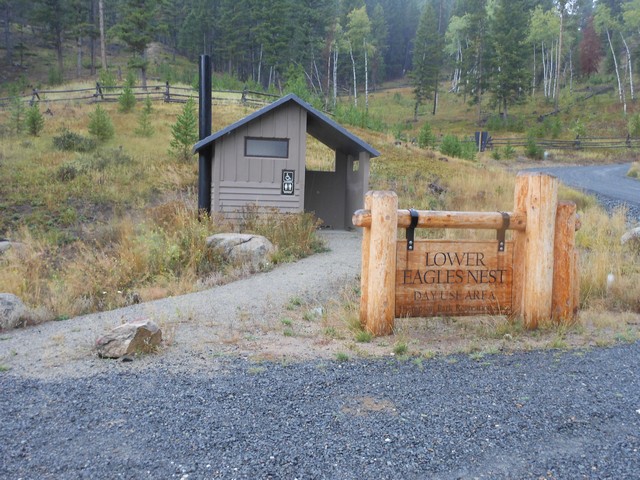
(523, 163), (640, 221)
(0, 231), (361, 379)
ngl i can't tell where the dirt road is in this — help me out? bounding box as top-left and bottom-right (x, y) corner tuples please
(524, 163), (640, 216)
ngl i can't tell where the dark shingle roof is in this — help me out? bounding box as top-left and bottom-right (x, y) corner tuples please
(193, 93), (380, 158)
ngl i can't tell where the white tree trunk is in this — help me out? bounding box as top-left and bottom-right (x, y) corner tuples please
(257, 44), (263, 86)
(532, 44), (536, 96)
(555, 9), (563, 111)
(607, 29), (626, 113)
(551, 42), (556, 99)
(349, 40), (357, 107)
(99, 0), (107, 71)
(333, 47), (338, 108)
(621, 32), (634, 101)
(364, 39), (369, 112)
(542, 43), (547, 97)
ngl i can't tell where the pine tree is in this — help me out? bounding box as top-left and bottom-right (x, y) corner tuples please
(9, 94), (26, 135)
(118, 85), (136, 113)
(169, 97), (197, 161)
(88, 104), (115, 142)
(412, 3), (442, 120)
(25, 104), (45, 136)
(135, 95), (154, 137)
(488, 0), (530, 118)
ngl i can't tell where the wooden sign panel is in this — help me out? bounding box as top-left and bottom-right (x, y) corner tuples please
(396, 240), (513, 317)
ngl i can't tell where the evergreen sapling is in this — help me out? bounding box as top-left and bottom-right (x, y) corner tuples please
(88, 105), (115, 142)
(135, 95), (154, 137)
(25, 104), (45, 136)
(169, 97), (198, 161)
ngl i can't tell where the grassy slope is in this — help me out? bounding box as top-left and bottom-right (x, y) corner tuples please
(1, 38), (639, 341)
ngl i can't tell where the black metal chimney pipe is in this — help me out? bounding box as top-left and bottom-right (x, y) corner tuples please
(198, 54), (212, 214)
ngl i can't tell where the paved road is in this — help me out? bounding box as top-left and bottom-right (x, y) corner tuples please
(524, 163), (640, 210)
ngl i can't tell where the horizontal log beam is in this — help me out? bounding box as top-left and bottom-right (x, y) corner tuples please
(353, 209), (527, 231)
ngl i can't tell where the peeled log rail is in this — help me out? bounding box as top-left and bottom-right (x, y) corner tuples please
(353, 209), (527, 231)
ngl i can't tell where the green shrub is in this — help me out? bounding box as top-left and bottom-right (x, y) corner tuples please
(25, 104), (45, 136)
(135, 95), (154, 137)
(53, 129), (97, 152)
(88, 105), (115, 142)
(439, 134), (462, 157)
(334, 104), (386, 132)
(391, 122), (409, 142)
(543, 116), (562, 139)
(47, 67), (63, 86)
(572, 119), (587, 138)
(56, 162), (80, 182)
(98, 69), (117, 89)
(460, 141), (477, 161)
(118, 85), (136, 113)
(628, 113), (640, 137)
(79, 148), (133, 172)
(418, 122), (436, 148)
(486, 114), (525, 133)
(491, 148), (502, 160)
(525, 133), (544, 160)
(503, 142), (516, 160)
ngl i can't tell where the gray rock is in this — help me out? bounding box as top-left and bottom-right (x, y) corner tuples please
(0, 241), (25, 254)
(0, 293), (27, 330)
(206, 233), (275, 269)
(621, 226), (640, 246)
(95, 319), (162, 359)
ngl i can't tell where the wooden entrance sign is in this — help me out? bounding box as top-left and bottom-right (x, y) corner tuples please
(352, 173), (580, 336)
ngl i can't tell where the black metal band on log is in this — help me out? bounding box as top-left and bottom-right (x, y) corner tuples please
(406, 208), (419, 251)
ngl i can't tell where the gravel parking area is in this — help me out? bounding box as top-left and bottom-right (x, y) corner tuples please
(1, 343), (638, 479)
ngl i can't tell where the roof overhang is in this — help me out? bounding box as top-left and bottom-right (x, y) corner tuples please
(193, 93), (380, 158)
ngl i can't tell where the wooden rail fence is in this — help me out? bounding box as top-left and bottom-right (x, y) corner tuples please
(478, 135), (640, 151)
(0, 83), (278, 109)
(353, 172), (580, 336)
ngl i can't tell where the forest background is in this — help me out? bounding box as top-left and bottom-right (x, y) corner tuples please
(1, 0), (637, 121)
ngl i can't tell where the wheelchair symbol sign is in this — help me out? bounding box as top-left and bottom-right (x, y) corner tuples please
(281, 169), (295, 195)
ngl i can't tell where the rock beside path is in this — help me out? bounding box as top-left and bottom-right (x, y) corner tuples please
(0, 293), (28, 330)
(95, 319), (162, 359)
(0, 241), (23, 255)
(206, 233), (275, 269)
(621, 226), (640, 246)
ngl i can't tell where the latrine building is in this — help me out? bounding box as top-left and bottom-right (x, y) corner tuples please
(193, 93), (379, 230)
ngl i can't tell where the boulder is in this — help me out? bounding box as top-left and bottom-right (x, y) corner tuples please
(621, 227), (640, 246)
(95, 319), (162, 359)
(206, 233), (275, 269)
(0, 241), (25, 256)
(0, 293), (27, 330)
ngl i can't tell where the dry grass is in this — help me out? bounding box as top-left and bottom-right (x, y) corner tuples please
(0, 99), (325, 322)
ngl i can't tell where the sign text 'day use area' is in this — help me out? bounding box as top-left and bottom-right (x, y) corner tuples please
(396, 240), (513, 317)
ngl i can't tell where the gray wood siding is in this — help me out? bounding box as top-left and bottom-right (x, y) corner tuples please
(212, 103), (307, 214)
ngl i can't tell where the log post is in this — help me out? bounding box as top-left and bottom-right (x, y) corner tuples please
(359, 192), (372, 328)
(514, 173), (558, 329)
(552, 201), (578, 322)
(364, 191), (397, 335)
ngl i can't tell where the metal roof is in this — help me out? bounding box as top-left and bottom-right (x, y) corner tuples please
(193, 93), (380, 158)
